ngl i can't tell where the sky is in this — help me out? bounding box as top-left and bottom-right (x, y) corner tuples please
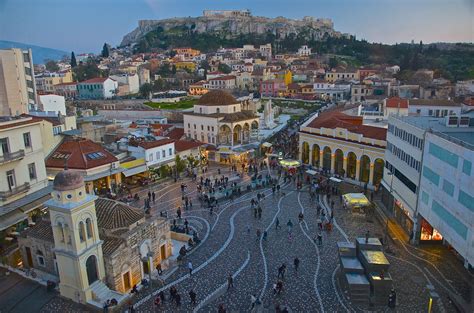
(0, 0), (473, 53)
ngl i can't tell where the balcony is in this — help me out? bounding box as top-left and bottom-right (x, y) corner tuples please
(0, 183), (30, 201)
(0, 150), (25, 164)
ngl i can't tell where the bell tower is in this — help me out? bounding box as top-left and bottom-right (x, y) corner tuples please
(47, 170), (105, 304)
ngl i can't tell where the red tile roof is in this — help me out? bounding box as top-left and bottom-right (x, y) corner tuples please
(386, 97), (409, 109)
(166, 128), (184, 140)
(79, 77), (112, 84)
(46, 138), (118, 169)
(0, 117), (42, 130)
(209, 75), (236, 81)
(130, 138), (175, 149)
(306, 111), (387, 141)
(174, 140), (204, 152)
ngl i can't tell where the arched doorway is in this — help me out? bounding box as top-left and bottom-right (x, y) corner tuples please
(322, 146), (332, 171)
(243, 123), (250, 143)
(301, 142), (309, 164)
(334, 149), (344, 175)
(219, 125), (231, 145)
(359, 155), (371, 183)
(233, 125), (242, 145)
(373, 158), (384, 186)
(347, 152), (357, 179)
(311, 144), (320, 167)
(86, 255), (98, 285)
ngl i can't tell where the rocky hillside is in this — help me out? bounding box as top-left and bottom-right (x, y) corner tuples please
(121, 15), (343, 47)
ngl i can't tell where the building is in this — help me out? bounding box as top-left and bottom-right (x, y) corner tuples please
(183, 90), (259, 162)
(408, 99), (461, 117)
(455, 80), (474, 97)
(297, 45), (312, 57)
(37, 94), (66, 116)
(0, 48), (37, 115)
(299, 111), (387, 187)
(35, 71), (73, 93)
(260, 79), (287, 97)
(383, 97), (409, 118)
(259, 44), (272, 59)
(208, 75), (236, 90)
(110, 73), (139, 95)
(325, 68), (359, 83)
(45, 137), (123, 194)
(173, 48), (201, 59)
(18, 170), (172, 305)
(77, 77), (118, 99)
(381, 114), (474, 268)
(53, 82), (78, 99)
(0, 116), (51, 261)
(128, 138), (176, 169)
(188, 81), (209, 96)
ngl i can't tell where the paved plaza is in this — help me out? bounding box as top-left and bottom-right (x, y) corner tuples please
(116, 163), (472, 313)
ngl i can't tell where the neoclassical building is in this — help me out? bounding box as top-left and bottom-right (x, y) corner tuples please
(184, 90), (259, 147)
(18, 170), (171, 306)
(299, 111), (387, 187)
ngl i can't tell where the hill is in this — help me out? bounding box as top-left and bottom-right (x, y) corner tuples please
(0, 40), (68, 64)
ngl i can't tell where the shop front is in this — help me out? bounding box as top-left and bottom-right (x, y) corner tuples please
(393, 199), (414, 235)
(121, 159), (150, 188)
(419, 216), (443, 242)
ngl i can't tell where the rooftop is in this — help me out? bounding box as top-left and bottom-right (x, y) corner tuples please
(408, 99), (460, 107)
(197, 90), (237, 106)
(395, 114), (474, 147)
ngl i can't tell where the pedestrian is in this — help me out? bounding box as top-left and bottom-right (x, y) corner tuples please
(227, 274), (234, 290)
(156, 263), (163, 275)
(175, 293), (181, 306)
(272, 282), (278, 295)
(317, 231), (323, 246)
(276, 280), (284, 294)
(189, 199), (193, 209)
(152, 191), (156, 203)
(159, 290), (165, 302)
(263, 230), (268, 241)
(250, 294), (258, 309)
(287, 219), (293, 234)
(275, 217), (281, 230)
(154, 295), (161, 307)
(247, 224), (251, 234)
(189, 289), (197, 305)
(103, 300), (109, 313)
(256, 229), (261, 242)
(188, 261), (193, 275)
(148, 191), (151, 200)
(365, 230), (370, 243)
(293, 257), (300, 272)
(218, 303), (226, 313)
(177, 207), (182, 219)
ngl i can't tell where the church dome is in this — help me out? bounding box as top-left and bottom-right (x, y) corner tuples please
(53, 170), (84, 191)
(197, 90), (237, 106)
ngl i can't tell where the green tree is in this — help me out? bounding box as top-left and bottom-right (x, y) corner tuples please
(72, 60), (103, 82)
(70, 51), (77, 68)
(152, 78), (168, 91)
(139, 83), (153, 99)
(175, 155), (186, 173)
(45, 59), (59, 72)
(328, 57), (339, 69)
(218, 63), (232, 74)
(101, 43), (110, 58)
(159, 165), (171, 178)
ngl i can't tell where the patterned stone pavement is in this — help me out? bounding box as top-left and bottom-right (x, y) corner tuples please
(127, 168), (472, 313)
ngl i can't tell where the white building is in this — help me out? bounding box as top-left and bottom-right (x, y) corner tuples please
(297, 45), (312, 57)
(128, 138), (175, 169)
(382, 114), (474, 269)
(259, 44), (272, 59)
(208, 75), (236, 90)
(110, 73), (140, 94)
(77, 77), (118, 100)
(455, 80), (474, 97)
(38, 94), (66, 116)
(408, 99), (461, 117)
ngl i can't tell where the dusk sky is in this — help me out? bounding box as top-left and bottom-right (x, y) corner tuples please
(0, 0), (472, 53)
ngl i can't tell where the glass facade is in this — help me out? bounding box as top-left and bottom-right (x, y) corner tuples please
(442, 179), (454, 197)
(432, 200), (467, 240)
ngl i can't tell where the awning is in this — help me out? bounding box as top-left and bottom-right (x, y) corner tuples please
(342, 193), (370, 207)
(122, 165), (148, 177)
(262, 142), (272, 148)
(0, 210), (28, 231)
(330, 177), (343, 183)
(83, 167), (124, 182)
(306, 170), (317, 176)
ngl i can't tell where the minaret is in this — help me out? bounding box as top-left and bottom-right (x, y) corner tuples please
(46, 170), (105, 303)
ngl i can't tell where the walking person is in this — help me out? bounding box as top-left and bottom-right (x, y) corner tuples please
(293, 257), (300, 273)
(152, 191), (156, 203)
(189, 289), (197, 305)
(227, 274), (234, 290)
(256, 229), (261, 242)
(287, 219), (293, 234)
(317, 231), (323, 246)
(275, 217), (281, 230)
(188, 261), (193, 275)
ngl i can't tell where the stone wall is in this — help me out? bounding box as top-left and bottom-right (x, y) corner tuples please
(18, 236), (57, 276)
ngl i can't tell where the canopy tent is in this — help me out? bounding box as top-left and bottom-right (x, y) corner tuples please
(306, 169), (317, 176)
(279, 159), (301, 168)
(330, 177), (343, 183)
(261, 142), (272, 148)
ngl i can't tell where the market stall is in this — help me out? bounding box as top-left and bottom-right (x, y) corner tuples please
(342, 193), (371, 214)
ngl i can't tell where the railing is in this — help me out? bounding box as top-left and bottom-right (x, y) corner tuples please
(0, 150), (25, 164)
(0, 182), (30, 201)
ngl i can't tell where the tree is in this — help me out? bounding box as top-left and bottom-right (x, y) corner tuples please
(328, 57), (339, 69)
(218, 63), (232, 74)
(101, 43), (110, 58)
(72, 60), (103, 82)
(45, 59), (59, 72)
(139, 83), (153, 99)
(70, 51), (77, 68)
(159, 165), (171, 178)
(175, 155), (186, 173)
(152, 78), (168, 92)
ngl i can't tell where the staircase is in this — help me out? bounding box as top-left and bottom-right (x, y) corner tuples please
(87, 280), (127, 308)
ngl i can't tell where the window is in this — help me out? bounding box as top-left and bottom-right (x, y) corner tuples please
(79, 222), (85, 242)
(169, 148), (172, 155)
(36, 250), (45, 267)
(212, 126), (215, 132)
(156, 151), (160, 159)
(423, 166), (440, 186)
(216, 108), (220, 114)
(28, 163), (36, 180)
(428, 110), (433, 116)
(86, 218), (93, 239)
(233, 106), (236, 112)
(429, 143), (459, 168)
(458, 190), (474, 212)
(187, 123), (190, 128)
(6, 170), (16, 190)
(207, 126), (210, 131)
(148, 153), (154, 161)
(421, 191), (429, 205)
(162, 150), (165, 158)
(432, 200), (468, 240)
(0, 137), (9, 154)
(201, 125), (204, 130)
(193, 124), (196, 129)
(57, 222), (65, 242)
(199, 108), (203, 114)
(462, 160), (472, 176)
(442, 179), (454, 197)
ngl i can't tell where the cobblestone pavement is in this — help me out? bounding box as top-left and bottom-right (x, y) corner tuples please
(127, 168), (472, 313)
